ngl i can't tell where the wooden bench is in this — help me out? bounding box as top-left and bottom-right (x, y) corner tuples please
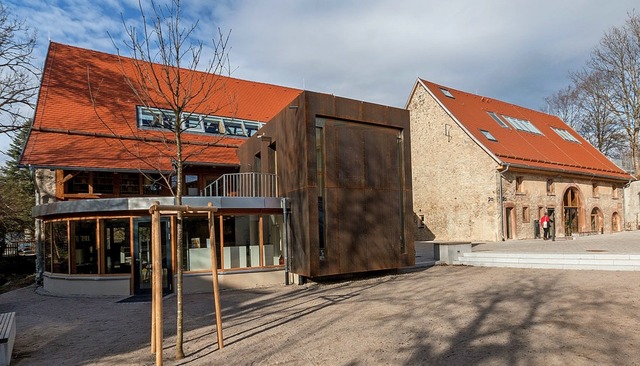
(0, 312), (16, 366)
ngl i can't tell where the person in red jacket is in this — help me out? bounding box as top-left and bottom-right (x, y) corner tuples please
(540, 212), (550, 240)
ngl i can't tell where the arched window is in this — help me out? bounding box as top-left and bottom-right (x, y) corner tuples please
(590, 207), (603, 233)
(612, 212), (622, 232)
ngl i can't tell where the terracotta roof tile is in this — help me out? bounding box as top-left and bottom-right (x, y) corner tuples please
(21, 42), (303, 171)
(419, 79), (633, 181)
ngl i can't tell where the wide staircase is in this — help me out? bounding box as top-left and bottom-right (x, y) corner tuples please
(457, 251), (640, 271)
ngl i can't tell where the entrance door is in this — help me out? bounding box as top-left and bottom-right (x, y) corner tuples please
(505, 207), (515, 239)
(563, 187), (581, 236)
(133, 218), (172, 295)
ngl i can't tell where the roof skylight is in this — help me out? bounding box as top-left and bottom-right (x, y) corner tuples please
(440, 88), (454, 98)
(501, 115), (543, 135)
(480, 129), (497, 142)
(552, 127), (581, 143)
(487, 112), (509, 128)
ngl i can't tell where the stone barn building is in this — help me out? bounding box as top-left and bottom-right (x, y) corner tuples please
(408, 79), (634, 242)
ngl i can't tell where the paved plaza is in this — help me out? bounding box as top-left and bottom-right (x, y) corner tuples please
(1, 231), (640, 365)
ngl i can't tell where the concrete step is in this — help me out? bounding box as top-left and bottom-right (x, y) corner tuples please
(458, 252), (640, 271)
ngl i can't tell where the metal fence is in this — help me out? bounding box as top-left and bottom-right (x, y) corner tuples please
(202, 172), (279, 197)
(1, 241), (36, 258)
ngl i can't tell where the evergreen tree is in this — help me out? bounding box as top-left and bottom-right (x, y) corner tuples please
(0, 121), (34, 257)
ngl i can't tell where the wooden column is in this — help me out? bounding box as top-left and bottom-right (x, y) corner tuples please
(152, 205), (163, 365)
(208, 203), (224, 349)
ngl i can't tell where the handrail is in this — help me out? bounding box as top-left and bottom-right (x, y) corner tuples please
(202, 172), (279, 197)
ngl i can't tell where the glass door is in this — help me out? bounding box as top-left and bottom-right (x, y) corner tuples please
(133, 218), (172, 295)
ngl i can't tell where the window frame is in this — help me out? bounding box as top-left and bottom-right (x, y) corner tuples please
(502, 115), (543, 135)
(487, 112), (509, 128)
(546, 178), (555, 195)
(551, 127), (581, 143)
(516, 176), (524, 194)
(480, 129), (498, 142)
(137, 106), (264, 138)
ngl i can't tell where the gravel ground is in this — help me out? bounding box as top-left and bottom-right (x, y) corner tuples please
(2, 265), (640, 365)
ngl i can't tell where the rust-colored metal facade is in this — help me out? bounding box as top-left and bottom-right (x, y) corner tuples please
(237, 91), (414, 278)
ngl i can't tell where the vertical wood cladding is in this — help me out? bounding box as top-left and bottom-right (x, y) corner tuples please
(237, 91), (414, 278)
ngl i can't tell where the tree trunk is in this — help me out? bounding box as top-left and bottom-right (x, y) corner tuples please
(175, 129), (185, 360)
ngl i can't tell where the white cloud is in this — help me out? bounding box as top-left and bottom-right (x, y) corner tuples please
(1, 0), (638, 164)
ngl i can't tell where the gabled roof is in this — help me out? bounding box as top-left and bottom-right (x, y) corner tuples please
(416, 79), (633, 181)
(20, 42), (303, 172)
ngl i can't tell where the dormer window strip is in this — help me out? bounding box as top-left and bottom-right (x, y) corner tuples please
(137, 106), (264, 137)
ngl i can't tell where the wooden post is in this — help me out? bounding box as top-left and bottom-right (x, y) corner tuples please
(152, 206), (163, 366)
(150, 202), (158, 355)
(208, 203), (224, 349)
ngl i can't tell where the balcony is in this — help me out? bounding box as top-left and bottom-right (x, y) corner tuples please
(202, 172), (279, 198)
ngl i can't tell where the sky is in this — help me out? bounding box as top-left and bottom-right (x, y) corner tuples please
(1, 0), (638, 164)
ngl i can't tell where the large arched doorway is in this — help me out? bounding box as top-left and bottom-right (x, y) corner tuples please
(590, 207), (603, 234)
(563, 187), (582, 236)
(612, 212), (622, 232)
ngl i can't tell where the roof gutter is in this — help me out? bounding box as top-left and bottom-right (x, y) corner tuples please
(499, 161), (633, 183)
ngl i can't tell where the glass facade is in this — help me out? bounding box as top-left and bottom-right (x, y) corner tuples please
(42, 214), (284, 277)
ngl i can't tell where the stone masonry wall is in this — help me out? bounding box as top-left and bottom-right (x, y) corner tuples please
(409, 85), (501, 242)
(35, 168), (56, 205)
(502, 170), (625, 239)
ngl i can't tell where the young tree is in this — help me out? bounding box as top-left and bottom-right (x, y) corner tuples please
(0, 3), (38, 134)
(113, 0), (230, 359)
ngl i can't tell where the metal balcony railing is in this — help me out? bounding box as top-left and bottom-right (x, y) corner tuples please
(202, 172), (279, 197)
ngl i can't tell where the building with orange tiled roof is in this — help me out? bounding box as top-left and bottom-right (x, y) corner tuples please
(20, 43), (414, 296)
(408, 78), (634, 242)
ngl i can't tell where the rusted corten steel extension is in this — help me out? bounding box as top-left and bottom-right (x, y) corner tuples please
(238, 91), (415, 278)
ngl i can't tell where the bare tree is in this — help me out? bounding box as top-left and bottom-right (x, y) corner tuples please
(113, 0), (230, 359)
(584, 12), (640, 174)
(0, 3), (38, 134)
(545, 85), (581, 130)
(546, 12), (640, 174)
(571, 70), (625, 158)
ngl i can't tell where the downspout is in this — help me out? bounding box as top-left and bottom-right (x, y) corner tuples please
(498, 163), (510, 241)
(281, 198), (290, 285)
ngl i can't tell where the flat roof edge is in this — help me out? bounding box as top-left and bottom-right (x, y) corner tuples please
(33, 196), (285, 218)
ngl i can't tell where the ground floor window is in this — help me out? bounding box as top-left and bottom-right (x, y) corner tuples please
(102, 219), (131, 274)
(72, 220), (98, 274)
(42, 213), (285, 275)
(46, 221), (69, 274)
(183, 216), (221, 271)
(221, 214), (284, 270)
